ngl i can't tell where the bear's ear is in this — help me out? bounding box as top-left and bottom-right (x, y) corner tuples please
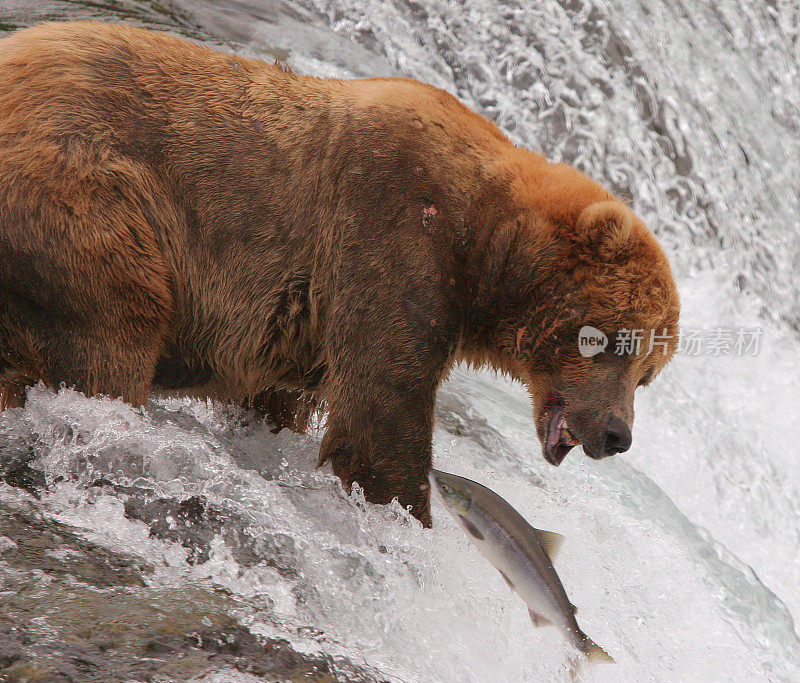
(575, 200), (634, 256)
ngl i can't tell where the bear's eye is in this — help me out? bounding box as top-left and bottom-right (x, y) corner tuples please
(638, 368), (654, 387)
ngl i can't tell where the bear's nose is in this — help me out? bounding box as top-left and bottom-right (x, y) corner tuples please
(602, 415), (632, 455)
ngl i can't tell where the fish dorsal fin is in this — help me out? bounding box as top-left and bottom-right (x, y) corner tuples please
(537, 529), (565, 560)
(528, 608), (552, 628)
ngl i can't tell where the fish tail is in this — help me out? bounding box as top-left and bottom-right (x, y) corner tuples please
(581, 633), (614, 663)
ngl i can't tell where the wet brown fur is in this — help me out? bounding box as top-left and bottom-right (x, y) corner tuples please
(0, 23), (679, 524)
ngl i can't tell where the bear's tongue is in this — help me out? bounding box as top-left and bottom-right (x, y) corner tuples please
(544, 406), (576, 466)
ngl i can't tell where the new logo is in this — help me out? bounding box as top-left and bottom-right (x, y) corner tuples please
(578, 326), (608, 357)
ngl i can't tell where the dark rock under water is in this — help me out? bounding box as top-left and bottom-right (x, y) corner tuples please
(0, 487), (373, 682)
(0, 418), (373, 681)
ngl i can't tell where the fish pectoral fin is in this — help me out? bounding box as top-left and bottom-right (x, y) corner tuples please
(528, 609), (552, 628)
(458, 515), (485, 540)
(537, 529), (565, 560)
(499, 570), (515, 590)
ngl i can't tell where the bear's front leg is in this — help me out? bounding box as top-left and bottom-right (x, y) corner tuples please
(317, 233), (457, 525)
(318, 306), (454, 523)
(320, 378), (438, 525)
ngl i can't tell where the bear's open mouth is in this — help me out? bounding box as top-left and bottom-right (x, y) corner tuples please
(541, 400), (581, 466)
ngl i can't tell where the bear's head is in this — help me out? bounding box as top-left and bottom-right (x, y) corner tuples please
(476, 198), (679, 466)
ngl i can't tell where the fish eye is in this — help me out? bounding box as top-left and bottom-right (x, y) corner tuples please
(440, 483), (450, 492)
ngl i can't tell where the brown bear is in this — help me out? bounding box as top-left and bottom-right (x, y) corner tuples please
(0, 22), (679, 525)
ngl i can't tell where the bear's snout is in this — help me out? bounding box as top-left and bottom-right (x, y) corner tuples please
(603, 414), (632, 455)
(585, 414), (632, 459)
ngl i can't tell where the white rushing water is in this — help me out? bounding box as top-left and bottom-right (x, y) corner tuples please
(1, 0), (799, 680)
